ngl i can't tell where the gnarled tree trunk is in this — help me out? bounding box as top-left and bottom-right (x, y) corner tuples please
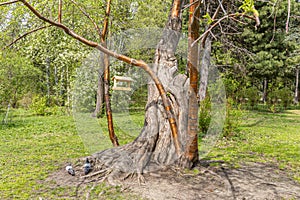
(91, 0), (198, 179)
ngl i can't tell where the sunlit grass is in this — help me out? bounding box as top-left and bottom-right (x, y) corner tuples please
(0, 109), (141, 199)
(1, 108), (299, 198)
(209, 110), (300, 183)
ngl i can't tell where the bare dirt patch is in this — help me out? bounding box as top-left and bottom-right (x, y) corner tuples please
(46, 161), (300, 200)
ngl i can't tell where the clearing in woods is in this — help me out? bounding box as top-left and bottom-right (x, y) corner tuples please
(0, 109), (300, 199)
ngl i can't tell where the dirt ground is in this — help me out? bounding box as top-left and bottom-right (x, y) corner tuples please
(47, 161), (300, 200)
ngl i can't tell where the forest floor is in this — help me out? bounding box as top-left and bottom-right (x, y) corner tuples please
(1, 109), (299, 199)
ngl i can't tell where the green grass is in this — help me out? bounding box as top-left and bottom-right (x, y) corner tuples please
(1, 108), (299, 198)
(208, 110), (300, 182)
(0, 109), (141, 199)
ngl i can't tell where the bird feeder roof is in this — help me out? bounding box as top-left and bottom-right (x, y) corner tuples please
(112, 76), (134, 82)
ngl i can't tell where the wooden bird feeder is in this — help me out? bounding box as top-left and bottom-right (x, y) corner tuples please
(112, 76), (134, 91)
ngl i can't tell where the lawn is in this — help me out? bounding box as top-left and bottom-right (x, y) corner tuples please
(0, 108), (299, 199)
(208, 109), (300, 183)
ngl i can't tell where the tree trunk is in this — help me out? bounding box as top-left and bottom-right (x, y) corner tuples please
(198, 36), (211, 102)
(186, 0), (201, 164)
(295, 68), (299, 104)
(263, 78), (267, 103)
(92, 0), (197, 179)
(102, 0), (119, 147)
(46, 57), (51, 105)
(92, 72), (104, 118)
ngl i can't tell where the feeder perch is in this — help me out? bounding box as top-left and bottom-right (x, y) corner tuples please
(112, 76), (134, 91)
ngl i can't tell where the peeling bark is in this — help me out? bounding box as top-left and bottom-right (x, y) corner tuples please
(102, 0), (119, 147)
(186, 0), (201, 164)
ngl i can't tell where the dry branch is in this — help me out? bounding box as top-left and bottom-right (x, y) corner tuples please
(0, 0), (18, 6)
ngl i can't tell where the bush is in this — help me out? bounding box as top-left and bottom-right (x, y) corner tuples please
(30, 95), (48, 115)
(244, 87), (260, 108)
(268, 88), (293, 112)
(198, 96), (211, 137)
(222, 98), (243, 138)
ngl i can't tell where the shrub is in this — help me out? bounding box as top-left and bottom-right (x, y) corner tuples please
(198, 96), (211, 138)
(222, 98), (243, 138)
(244, 87), (260, 108)
(30, 95), (48, 115)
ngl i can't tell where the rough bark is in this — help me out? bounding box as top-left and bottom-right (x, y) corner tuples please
(91, 0), (197, 179)
(19, 0), (196, 180)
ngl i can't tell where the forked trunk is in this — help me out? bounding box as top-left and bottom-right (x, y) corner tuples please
(92, 0), (198, 177)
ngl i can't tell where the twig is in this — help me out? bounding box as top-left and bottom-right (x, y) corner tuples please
(193, 13), (257, 47)
(217, 0), (227, 15)
(80, 169), (109, 178)
(182, 0), (199, 11)
(0, 0), (18, 6)
(4, 25), (52, 49)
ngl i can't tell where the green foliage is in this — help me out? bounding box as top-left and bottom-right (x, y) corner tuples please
(268, 87), (293, 112)
(0, 51), (41, 108)
(244, 87), (260, 107)
(30, 95), (48, 115)
(199, 96), (212, 137)
(203, 13), (213, 25)
(222, 98), (243, 138)
(239, 0), (259, 17)
(209, 110), (300, 183)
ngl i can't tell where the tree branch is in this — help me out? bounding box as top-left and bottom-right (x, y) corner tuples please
(18, 0), (180, 153)
(58, 0), (62, 23)
(192, 13), (258, 47)
(101, 0), (111, 43)
(0, 0), (18, 6)
(4, 25), (52, 49)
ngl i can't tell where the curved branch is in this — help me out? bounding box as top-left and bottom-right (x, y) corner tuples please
(4, 25), (52, 49)
(0, 0), (18, 6)
(18, 0), (180, 153)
